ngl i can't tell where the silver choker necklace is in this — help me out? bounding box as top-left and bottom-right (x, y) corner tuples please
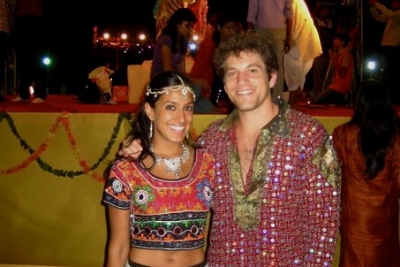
(151, 143), (190, 178)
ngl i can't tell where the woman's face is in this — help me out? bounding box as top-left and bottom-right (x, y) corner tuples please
(145, 89), (194, 146)
(177, 21), (193, 37)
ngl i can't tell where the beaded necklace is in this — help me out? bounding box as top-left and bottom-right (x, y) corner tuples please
(151, 143), (190, 178)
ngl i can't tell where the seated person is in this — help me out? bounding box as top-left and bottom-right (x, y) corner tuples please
(310, 33), (354, 105)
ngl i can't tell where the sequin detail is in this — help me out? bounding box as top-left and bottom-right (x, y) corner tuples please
(197, 99), (341, 266)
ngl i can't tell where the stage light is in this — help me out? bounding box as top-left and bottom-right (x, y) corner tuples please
(139, 33), (146, 41)
(121, 33), (128, 40)
(189, 43), (197, 50)
(103, 32), (110, 39)
(363, 53), (387, 81)
(367, 60), (376, 71)
(192, 34), (199, 41)
(42, 56), (51, 66)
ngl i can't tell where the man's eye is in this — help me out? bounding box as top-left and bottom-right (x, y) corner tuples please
(227, 71), (236, 77)
(250, 68), (258, 73)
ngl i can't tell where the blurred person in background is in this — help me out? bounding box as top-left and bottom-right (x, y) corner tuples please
(310, 33), (354, 105)
(283, 0), (322, 108)
(150, 8), (196, 79)
(152, 6), (215, 113)
(11, 0), (48, 103)
(189, 8), (243, 111)
(0, 0), (15, 101)
(247, 0), (293, 100)
(310, 3), (335, 97)
(332, 80), (400, 267)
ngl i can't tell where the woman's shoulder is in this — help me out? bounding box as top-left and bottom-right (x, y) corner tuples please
(110, 158), (140, 174)
(157, 34), (172, 45)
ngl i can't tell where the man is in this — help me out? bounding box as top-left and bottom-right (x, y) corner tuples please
(247, 0), (294, 100)
(310, 33), (354, 105)
(120, 33), (341, 266)
(311, 3), (334, 97)
(283, 0), (322, 108)
(369, 0), (400, 104)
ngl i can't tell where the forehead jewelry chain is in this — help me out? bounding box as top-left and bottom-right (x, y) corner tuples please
(150, 143), (190, 178)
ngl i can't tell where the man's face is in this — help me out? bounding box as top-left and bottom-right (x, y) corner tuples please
(223, 51), (276, 112)
(219, 22), (242, 41)
(333, 37), (342, 49)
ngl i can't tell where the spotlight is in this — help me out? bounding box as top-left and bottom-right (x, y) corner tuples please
(367, 60), (376, 71)
(29, 85), (34, 95)
(42, 57), (51, 66)
(189, 43), (197, 50)
(363, 53), (387, 80)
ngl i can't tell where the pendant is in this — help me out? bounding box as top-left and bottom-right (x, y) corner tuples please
(151, 143), (190, 178)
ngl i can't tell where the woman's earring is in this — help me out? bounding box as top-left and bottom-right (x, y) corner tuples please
(149, 121), (153, 139)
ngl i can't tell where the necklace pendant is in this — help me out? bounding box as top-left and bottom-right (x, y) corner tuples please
(164, 158), (180, 173)
(151, 143), (190, 178)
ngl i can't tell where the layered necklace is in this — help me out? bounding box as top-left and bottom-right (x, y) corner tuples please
(150, 143), (190, 178)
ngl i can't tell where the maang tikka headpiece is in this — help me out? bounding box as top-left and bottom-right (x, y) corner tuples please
(146, 75), (196, 101)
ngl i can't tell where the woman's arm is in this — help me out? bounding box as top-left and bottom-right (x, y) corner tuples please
(161, 43), (174, 71)
(105, 206), (131, 267)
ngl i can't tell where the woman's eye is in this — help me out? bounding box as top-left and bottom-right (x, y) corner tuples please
(185, 106), (194, 112)
(166, 105), (175, 110)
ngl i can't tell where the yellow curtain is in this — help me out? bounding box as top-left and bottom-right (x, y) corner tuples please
(0, 112), (348, 267)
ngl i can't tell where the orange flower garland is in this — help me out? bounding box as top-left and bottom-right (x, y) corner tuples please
(0, 111), (133, 182)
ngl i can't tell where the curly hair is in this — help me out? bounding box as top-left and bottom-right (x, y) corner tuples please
(213, 32), (279, 82)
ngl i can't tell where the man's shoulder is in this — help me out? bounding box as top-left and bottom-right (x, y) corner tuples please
(197, 118), (229, 146)
(287, 109), (328, 133)
(203, 118), (227, 132)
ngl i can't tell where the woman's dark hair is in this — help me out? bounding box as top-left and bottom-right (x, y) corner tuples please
(350, 80), (400, 179)
(161, 8), (197, 55)
(127, 70), (195, 168)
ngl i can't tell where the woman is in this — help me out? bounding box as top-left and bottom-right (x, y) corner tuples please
(103, 70), (214, 267)
(332, 80), (400, 267)
(150, 8), (196, 79)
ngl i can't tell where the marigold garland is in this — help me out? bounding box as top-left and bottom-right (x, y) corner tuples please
(0, 111), (133, 182)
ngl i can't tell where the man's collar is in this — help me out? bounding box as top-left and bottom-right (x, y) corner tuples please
(218, 97), (290, 134)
